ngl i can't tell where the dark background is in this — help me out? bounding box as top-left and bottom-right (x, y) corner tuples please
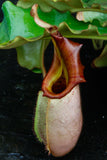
(0, 1), (107, 160)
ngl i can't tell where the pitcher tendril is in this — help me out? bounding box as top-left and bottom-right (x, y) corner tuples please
(31, 4), (58, 34)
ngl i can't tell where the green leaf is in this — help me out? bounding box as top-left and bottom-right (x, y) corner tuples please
(92, 39), (104, 50)
(37, 6), (107, 39)
(17, 0), (107, 13)
(37, 7), (88, 31)
(16, 39), (50, 72)
(81, 0), (107, 10)
(83, 11), (107, 27)
(0, 1), (44, 48)
(93, 44), (107, 67)
(17, 0), (83, 12)
(58, 23), (107, 40)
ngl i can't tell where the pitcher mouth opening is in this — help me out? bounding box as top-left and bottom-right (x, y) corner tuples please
(52, 72), (67, 94)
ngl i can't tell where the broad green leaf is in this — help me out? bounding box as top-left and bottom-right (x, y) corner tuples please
(37, 7), (88, 31)
(81, 0), (107, 10)
(83, 11), (107, 27)
(17, 0), (107, 13)
(58, 23), (107, 40)
(0, 36), (40, 49)
(52, 0), (83, 9)
(37, 7), (107, 39)
(16, 39), (50, 72)
(93, 45), (107, 67)
(17, 0), (83, 12)
(0, 1), (44, 48)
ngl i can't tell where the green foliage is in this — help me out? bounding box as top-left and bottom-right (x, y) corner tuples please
(0, 1), (44, 48)
(16, 39), (50, 71)
(17, 0), (83, 12)
(83, 11), (107, 26)
(93, 45), (107, 67)
(0, 1), (107, 48)
(0, 0), (107, 69)
(17, 0), (107, 13)
(81, 0), (107, 10)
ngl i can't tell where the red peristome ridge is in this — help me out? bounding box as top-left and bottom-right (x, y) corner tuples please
(42, 33), (86, 99)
